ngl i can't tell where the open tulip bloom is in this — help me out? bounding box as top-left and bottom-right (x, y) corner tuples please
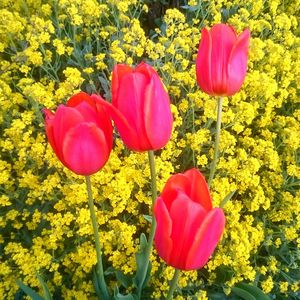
(101, 62), (173, 152)
(196, 23), (250, 97)
(43, 92), (113, 175)
(154, 168), (225, 271)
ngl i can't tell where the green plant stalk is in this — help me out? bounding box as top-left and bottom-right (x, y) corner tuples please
(166, 269), (181, 300)
(137, 150), (158, 298)
(85, 176), (110, 300)
(208, 96), (223, 187)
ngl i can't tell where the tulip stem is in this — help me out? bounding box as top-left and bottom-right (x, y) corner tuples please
(166, 269), (181, 300)
(208, 96), (223, 187)
(148, 150), (158, 205)
(137, 151), (157, 299)
(85, 176), (110, 300)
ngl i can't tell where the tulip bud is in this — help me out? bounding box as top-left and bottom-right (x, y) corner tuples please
(196, 23), (250, 96)
(102, 62), (173, 152)
(154, 168), (225, 271)
(44, 92), (113, 175)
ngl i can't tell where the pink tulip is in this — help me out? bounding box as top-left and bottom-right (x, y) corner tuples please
(154, 168), (225, 271)
(102, 62), (173, 152)
(196, 23), (250, 96)
(44, 92), (113, 175)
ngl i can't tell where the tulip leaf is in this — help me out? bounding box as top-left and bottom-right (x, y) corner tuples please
(92, 267), (103, 299)
(235, 283), (271, 300)
(221, 6), (239, 22)
(231, 287), (256, 300)
(98, 76), (111, 99)
(113, 285), (138, 300)
(207, 292), (229, 300)
(36, 274), (53, 300)
(15, 279), (44, 300)
(220, 190), (236, 208)
(181, 5), (201, 12)
(115, 270), (132, 289)
(133, 233), (151, 293)
(114, 294), (136, 300)
(143, 214), (152, 223)
(91, 266), (110, 300)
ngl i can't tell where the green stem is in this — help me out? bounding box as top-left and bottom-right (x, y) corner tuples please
(85, 176), (109, 300)
(137, 150), (157, 299)
(208, 96), (223, 187)
(166, 269), (181, 300)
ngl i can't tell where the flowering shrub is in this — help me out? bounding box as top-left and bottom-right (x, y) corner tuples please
(0, 0), (299, 299)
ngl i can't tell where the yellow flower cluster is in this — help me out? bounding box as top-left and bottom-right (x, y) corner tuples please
(0, 0), (299, 299)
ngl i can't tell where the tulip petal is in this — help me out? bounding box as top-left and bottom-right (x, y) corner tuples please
(210, 24), (237, 95)
(43, 109), (62, 160)
(91, 95), (113, 149)
(67, 91), (96, 109)
(95, 97), (142, 151)
(111, 64), (133, 107)
(62, 122), (109, 175)
(227, 28), (250, 96)
(116, 72), (152, 150)
(154, 197), (173, 264)
(169, 192), (207, 270)
(52, 105), (84, 160)
(72, 100), (98, 124)
(117, 72), (146, 130)
(185, 208), (225, 270)
(196, 28), (213, 95)
(184, 169), (212, 211)
(160, 173), (190, 211)
(136, 62), (156, 78)
(144, 74), (173, 150)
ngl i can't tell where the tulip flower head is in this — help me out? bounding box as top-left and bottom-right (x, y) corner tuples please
(154, 168), (225, 271)
(103, 62), (173, 152)
(196, 23), (250, 96)
(44, 92), (113, 176)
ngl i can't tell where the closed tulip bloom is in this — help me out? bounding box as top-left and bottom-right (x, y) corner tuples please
(196, 23), (250, 96)
(44, 92), (113, 176)
(104, 62), (173, 152)
(154, 168), (225, 271)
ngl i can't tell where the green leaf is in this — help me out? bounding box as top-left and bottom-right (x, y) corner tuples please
(92, 266), (111, 300)
(113, 286), (136, 300)
(236, 283), (271, 300)
(231, 287), (256, 300)
(220, 190), (236, 208)
(142, 261), (152, 289)
(16, 280), (44, 300)
(207, 291), (230, 300)
(92, 267), (102, 298)
(114, 293), (135, 300)
(115, 270), (132, 289)
(215, 265), (235, 283)
(36, 274), (53, 300)
(142, 214), (152, 223)
(139, 233), (147, 249)
(133, 233), (150, 289)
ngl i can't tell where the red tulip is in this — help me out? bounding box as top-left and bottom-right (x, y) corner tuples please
(103, 62), (173, 152)
(154, 168), (225, 271)
(196, 23), (250, 96)
(44, 92), (113, 175)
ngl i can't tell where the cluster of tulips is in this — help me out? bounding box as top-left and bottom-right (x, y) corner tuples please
(42, 24), (250, 299)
